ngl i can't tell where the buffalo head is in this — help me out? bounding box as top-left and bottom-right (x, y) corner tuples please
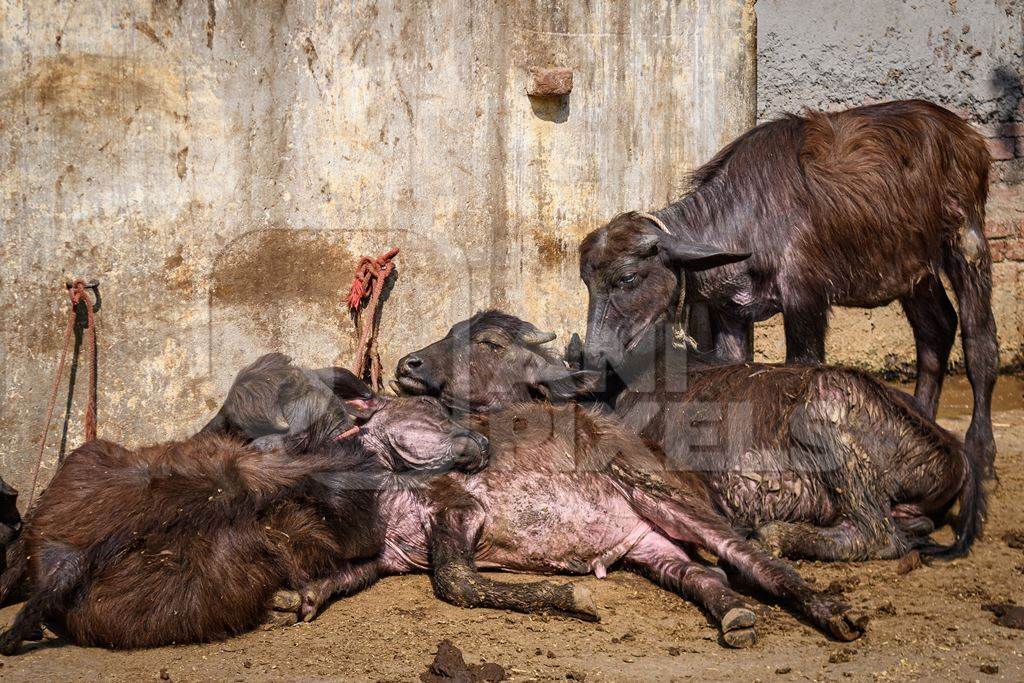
(579, 212), (749, 370)
(395, 310), (598, 412)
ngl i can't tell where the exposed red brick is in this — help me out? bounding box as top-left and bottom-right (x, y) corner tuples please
(527, 67), (573, 97)
(985, 217), (1022, 240)
(987, 136), (1020, 161)
(985, 183), (1024, 240)
(990, 238), (1024, 263)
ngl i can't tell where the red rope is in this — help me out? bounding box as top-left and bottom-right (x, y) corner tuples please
(27, 279), (98, 508)
(345, 248), (399, 391)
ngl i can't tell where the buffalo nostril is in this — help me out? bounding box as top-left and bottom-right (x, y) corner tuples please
(403, 356), (423, 370)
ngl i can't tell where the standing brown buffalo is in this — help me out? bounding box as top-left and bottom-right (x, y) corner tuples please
(579, 100), (997, 473)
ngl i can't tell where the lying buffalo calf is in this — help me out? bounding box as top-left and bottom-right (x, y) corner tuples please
(384, 401), (868, 646)
(612, 324), (984, 562)
(396, 311), (984, 562)
(0, 354), (377, 611)
(395, 312), (597, 412)
(0, 380), (487, 652)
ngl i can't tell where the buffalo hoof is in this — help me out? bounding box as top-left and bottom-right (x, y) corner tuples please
(571, 584), (601, 622)
(721, 607), (758, 648)
(271, 589), (301, 611)
(264, 589), (306, 629)
(269, 587), (322, 624)
(825, 608), (869, 641)
(262, 610), (299, 630)
(755, 522), (785, 557)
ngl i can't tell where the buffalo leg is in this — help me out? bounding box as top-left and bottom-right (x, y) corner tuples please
(755, 519), (910, 561)
(943, 236), (998, 475)
(711, 311), (754, 363)
(626, 532), (757, 647)
(611, 462), (867, 641)
(428, 494), (598, 621)
(266, 560), (380, 628)
(900, 274), (957, 418)
(0, 536), (29, 606)
(0, 544), (85, 655)
(0, 540), (39, 642)
(783, 300), (828, 365)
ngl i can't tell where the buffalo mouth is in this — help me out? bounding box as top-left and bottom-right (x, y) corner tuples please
(394, 374), (436, 396)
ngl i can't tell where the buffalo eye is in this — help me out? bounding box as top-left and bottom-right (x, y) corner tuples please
(476, 338), (505, 351)
(617, 272), (639, 287)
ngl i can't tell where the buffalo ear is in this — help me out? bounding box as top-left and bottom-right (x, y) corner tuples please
(344, 397), (385, 423)
(313, 367), (374, 399)
(265, 405), (291, 433)
(659, 236), (751, 271)
(449, 430), (490, 474)
(527, 362), (603, 401)
(564, 332), (584, 371)
(197, 410), (229, 436)
(245, 352), (293, 373)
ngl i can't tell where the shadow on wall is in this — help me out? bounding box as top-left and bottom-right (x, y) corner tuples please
(529, 95), (570, 123)
(991, 48), (1022, 182)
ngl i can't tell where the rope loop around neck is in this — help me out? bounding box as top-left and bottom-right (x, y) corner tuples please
(636, 211), (671, 234)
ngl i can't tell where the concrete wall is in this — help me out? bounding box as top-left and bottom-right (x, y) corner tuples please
(755, 0), (1024, 374)
(0, 1), (755, 492)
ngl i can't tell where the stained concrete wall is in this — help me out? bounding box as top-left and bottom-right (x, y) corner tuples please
(755, 0), (1024, 374)
(0, 1), (755, 492)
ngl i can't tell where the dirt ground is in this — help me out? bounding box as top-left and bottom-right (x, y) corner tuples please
(1, 378), (1023, 682)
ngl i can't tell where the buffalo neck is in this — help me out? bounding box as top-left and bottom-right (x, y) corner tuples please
(653, 191), (713, 242)
(650, 169), (745, 245)
(610, 322), (716, 392)
(649, 122), (791, 247)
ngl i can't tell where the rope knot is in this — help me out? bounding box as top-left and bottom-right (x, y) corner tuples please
(347, 248), (399, 312)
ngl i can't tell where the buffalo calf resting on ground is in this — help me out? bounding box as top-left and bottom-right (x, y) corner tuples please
(396, 311), (984, 562)
(380, 399), (870, 646)
(0, 358), (488, 653)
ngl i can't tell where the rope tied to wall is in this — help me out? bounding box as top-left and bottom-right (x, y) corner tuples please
(345, 248), (399, 392)
(27, 279), (100, 508)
